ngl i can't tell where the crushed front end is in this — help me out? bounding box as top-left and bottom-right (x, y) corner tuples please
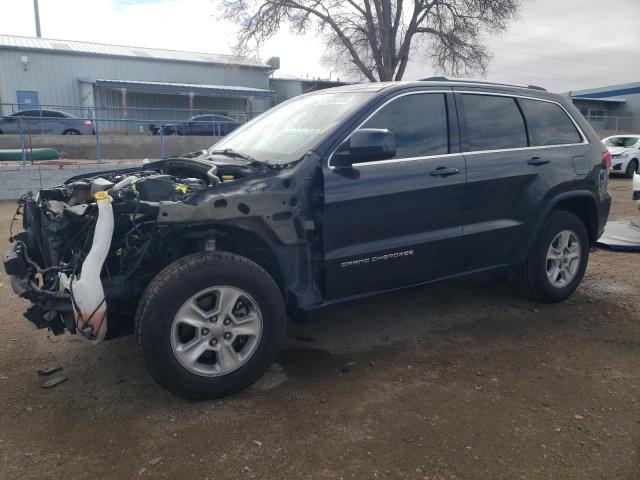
(3, 155), (274, 341)
(4, 169), (175, 341)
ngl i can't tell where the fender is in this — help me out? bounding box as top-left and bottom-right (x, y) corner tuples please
(520, 189), (599, 264)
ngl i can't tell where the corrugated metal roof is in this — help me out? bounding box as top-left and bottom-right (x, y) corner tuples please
(570, 96), (626, 104)
(0, 34), (270, 68)
(95, 79), (274, 97)
(570, 82), (640, 98)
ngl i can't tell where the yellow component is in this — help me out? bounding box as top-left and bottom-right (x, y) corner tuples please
(221, 175), (235, 181)
(115, 248), (125, 257)
(175, 184), (188, 195)
(94, 191), (110, 201)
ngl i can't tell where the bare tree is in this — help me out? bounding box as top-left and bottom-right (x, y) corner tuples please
(222, 0), (520, 81)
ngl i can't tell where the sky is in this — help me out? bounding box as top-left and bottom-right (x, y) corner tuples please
(0, 0), (638, 93)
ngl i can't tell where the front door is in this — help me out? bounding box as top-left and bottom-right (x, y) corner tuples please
(322, 91), (466, 299)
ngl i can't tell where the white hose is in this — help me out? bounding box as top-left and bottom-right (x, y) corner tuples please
(60, 191), (114, 342)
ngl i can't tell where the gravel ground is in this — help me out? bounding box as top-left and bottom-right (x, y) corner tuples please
(0, 177), (638, 480)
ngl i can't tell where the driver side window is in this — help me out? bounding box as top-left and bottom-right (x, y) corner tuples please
(361, 93), (449, 159)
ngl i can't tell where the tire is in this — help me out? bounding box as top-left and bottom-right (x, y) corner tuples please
(515, 210), (589, 303)
(625, 159), (638, 179)
(136, 252), (287, 400)
(62, 129), (81, 135)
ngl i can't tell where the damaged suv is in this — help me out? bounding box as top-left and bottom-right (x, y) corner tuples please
(4, 80), (611, 399)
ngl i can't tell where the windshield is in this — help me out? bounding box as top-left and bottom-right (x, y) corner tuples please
(209, 91), (374, 164)
(605, 136), (639, 148)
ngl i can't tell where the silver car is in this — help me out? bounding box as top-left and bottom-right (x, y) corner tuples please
(0, 109), (94, 135)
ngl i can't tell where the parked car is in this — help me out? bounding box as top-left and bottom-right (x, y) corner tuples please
(0, 109), (94, 135)
(149, 114), (241, 136)
(4, 79), (611, 399)
(603, 134), (640, 178)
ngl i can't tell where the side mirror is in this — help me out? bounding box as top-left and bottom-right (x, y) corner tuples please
(332, 128), (396, 169)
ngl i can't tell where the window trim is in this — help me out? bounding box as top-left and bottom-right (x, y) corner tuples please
(328, 90), (452, 168)
(327, 90), (588, 169)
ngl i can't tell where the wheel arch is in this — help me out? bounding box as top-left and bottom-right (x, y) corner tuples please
(522, 191), (599, 263)
(550, 194), (599, 243)
(180, 223), (286, 293)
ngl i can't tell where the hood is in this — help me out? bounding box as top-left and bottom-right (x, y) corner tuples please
(62, 153), (260, 187)
(608, 146), (634, 156)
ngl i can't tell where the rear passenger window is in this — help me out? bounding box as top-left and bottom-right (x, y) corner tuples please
(519, 98), (582, 146)
(361, 93), (449, 159)
(462, 94), (527, 151)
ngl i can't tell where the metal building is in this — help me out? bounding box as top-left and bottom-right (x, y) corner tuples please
(0, 34), (277, 126)
(568, 82), (640, 134)
(269, 76), (349, 105)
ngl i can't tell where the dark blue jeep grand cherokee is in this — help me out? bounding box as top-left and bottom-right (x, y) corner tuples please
(5, 79), (611, 399)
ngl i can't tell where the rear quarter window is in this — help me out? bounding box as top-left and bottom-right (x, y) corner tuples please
(519, 99), (582, 146)
(461, 94), (528, 152)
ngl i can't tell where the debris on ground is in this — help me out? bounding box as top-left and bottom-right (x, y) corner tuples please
(37, 366), (62, 376)
(41, 376), (67, 389)
(148, 456), (162, 466)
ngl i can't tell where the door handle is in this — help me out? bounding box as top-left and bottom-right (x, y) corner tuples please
(527, 157), (550, 166)
(430, 166), (460, 177)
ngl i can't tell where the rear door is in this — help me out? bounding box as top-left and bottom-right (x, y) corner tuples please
(322, 90), (467, 299)
(457, 91), (586, 272)
(41, 110), (65, 134)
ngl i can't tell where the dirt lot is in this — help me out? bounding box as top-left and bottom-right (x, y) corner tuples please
(0, 178), (639, 480)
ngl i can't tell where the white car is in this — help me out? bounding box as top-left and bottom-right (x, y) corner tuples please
(634, 173), (640, 208)
(603, 135), (640, 178)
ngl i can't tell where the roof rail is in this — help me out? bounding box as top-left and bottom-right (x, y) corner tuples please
(419, 76), (547, 92)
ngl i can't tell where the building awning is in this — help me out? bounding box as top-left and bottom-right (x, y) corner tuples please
(570, 96), (626, 104)
(94, 79), (274, 98)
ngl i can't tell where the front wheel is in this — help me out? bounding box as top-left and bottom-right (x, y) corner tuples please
(515, 211), (589, 303)
(63, 129), (81, 135)
(136, 252), (287, 399)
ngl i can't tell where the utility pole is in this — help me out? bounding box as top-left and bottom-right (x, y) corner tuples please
(33, 0), (42, 37)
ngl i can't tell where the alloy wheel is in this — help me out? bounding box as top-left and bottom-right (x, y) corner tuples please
(170, 286), (263, 376)
(545, 230), (581, 288)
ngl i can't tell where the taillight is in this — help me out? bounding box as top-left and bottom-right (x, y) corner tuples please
(83, 120), (93, 126)
(602, 151), (612, 169)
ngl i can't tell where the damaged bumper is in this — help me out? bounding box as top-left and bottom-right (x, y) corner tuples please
(4, 241), (73, 335)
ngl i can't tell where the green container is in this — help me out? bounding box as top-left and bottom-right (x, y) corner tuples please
(0, 148), (60, 161)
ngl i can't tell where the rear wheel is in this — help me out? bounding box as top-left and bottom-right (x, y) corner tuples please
(515, 211), (589, 302)
(625, 159), (638, 178)
(136, 252), (287, 399)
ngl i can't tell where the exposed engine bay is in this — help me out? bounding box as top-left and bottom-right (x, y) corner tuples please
(4, 152), (317, 342)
